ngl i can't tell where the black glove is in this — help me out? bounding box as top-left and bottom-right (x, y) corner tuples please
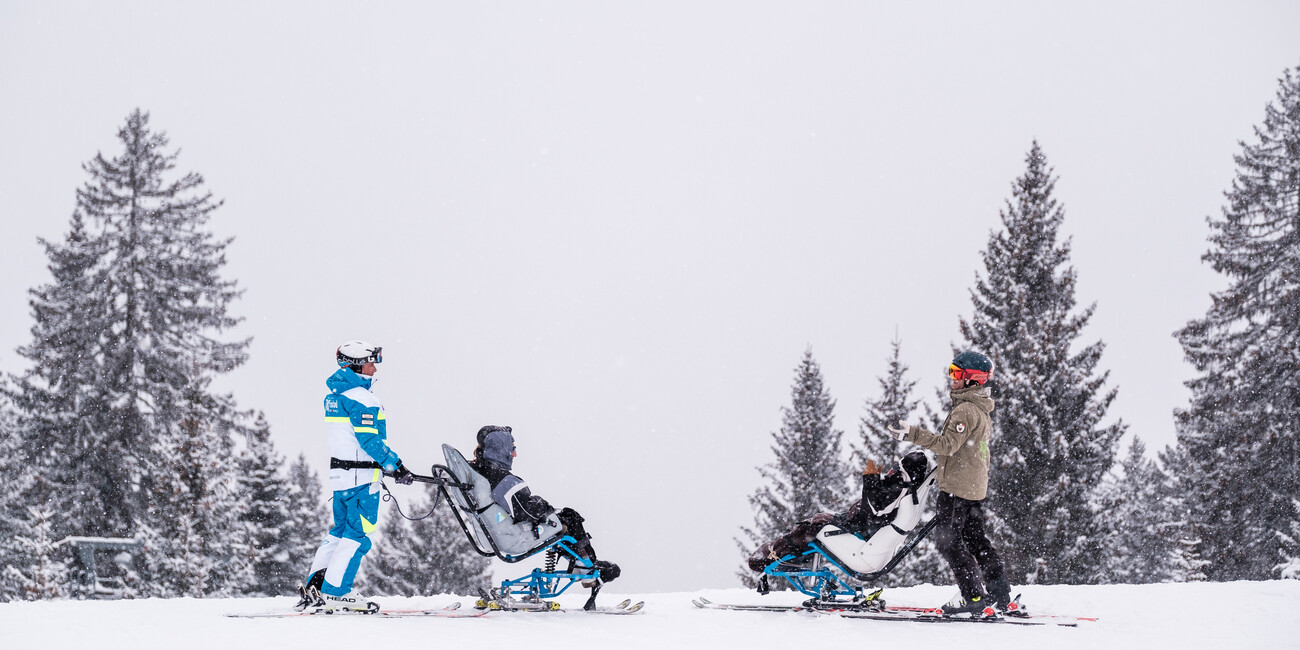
(391, 462), (414, 485)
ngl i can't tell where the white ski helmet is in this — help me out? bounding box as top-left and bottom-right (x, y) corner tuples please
(336, 340), (383, 368)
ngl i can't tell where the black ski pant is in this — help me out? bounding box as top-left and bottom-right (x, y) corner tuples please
(557, 507), (592, 554)
(556, 507), (621, 583)
(932, 491), (1006, 601)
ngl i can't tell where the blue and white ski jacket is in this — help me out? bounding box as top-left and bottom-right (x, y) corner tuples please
(323, 367), (402, 492)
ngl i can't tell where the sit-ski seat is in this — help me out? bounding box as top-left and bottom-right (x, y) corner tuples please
(440, 443), (566, 561)
(761, 453), (939, 604)
(813, 454), (938, 575)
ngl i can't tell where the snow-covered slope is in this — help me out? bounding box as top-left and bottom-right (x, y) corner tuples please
(1, 581), (1295, 650)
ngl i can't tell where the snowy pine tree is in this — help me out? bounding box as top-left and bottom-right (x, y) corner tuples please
(1092, 438), (1177, 584)
(284, 454), (330, 585)
(0, 399), (29, 601)
(8, 108), (249, 542)
(3, 212), (114, 543)
(361, 484), (492, 597)
(1157, 446), (1212, 583)
(737, 348), (850, 585)
(6, 109), (252, 595)
(237, 413), (298, 596)
(1170, 63), (1300, 581)
(850, 337), (921, 470)
(959, 141), (1125, 585)
(0, 478), (69, 602)
(849, 338), (947, 587)
(0, 397), (66, 601)
(1278, 500), (1300, 579)
(137, 364), (251, 597)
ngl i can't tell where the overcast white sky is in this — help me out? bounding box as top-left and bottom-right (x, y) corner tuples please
(2, 2), (1298, 592)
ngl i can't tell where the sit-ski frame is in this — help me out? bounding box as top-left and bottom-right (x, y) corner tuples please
(391, 464), (601, 603)
(491, 536), (595, 603)
(762, 513), (940, 605)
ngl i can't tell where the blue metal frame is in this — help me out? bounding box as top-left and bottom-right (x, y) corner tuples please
(494, 537), (598, 600)
(429, 454), (609, 604)
(762, 546), (860, 601)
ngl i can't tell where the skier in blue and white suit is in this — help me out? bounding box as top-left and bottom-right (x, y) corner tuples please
(295, 340), (414, 613)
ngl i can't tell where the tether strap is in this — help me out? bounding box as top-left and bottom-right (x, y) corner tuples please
(330, 457), (381, 470)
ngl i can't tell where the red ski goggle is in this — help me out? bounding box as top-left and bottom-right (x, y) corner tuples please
(949, 364), (991, 384)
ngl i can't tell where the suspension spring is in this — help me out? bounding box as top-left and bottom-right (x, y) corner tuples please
(544, 548), (558, 573)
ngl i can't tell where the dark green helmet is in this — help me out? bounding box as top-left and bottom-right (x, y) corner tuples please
(949, 351), (994, 384)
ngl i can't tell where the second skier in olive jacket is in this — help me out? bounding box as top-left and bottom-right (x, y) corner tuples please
(888, 350), (1017, 618)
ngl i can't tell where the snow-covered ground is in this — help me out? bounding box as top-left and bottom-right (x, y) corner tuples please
(2, 581), (1296, 649)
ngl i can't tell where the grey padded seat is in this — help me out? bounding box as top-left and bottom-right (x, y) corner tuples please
(441, 444), (566, 561)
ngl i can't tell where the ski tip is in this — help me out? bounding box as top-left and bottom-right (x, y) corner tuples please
(625, 601), (645, 614)
(615, 599), (632, 610)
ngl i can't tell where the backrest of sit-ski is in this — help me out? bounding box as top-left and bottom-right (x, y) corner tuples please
(441, 444), (567, 560)
(441, 444), (498, 556)
(889, 464), (938, 532)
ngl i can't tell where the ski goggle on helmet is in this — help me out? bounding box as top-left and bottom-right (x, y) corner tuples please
(948, 351), (993, 385)
(337, 340), (383, 367)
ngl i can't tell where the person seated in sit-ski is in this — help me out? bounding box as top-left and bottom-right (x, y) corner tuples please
(470, 425), (621, 587)
(747, 451), (930, 572)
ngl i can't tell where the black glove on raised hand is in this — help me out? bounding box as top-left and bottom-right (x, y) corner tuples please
(391, 462), (414, 485)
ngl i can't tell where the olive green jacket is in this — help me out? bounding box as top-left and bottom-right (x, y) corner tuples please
(904, 385), (994, 501)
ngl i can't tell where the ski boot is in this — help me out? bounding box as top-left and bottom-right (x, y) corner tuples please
(996, 593), (1029, 618)
(580, 560), (621, 588)
(567, 529), (620, 590)
(294, 585), (324, 612)
(320, 590), (380, 614)
(986, 577), (1028, 617)
(934, 592), (1000, 619)
(576, 560), (621, 611)
(294, 570), (325, 612)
